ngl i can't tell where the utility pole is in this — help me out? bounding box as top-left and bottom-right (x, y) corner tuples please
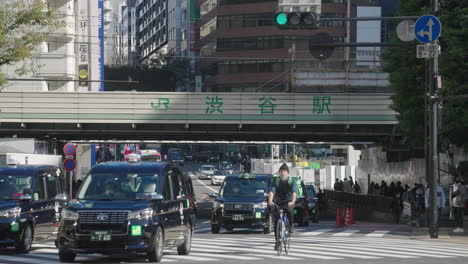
(428, 0), (440, 239)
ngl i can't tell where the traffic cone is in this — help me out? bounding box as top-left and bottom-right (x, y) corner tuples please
(344, 208), (351, 226)
(336, 208), (344, 227)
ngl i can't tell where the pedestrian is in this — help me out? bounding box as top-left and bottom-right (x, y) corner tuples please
(348, 176), (354, 189)
(424, 180), (446, 225)
(374, 183), (380, 195)
(334, 178), (342, 191)
(353, 180), (361, 193)
(396, 181), (405, 197)
(343, 178), (352, 192)
(391, 192), (404, 224)
(380, 181), (388, 196)
(368, 181), (375, 195)
(414, 183), (425, 227)
(450, 177), (465, 233)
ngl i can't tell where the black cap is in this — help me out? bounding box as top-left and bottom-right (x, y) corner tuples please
(279, 163), (289, 172)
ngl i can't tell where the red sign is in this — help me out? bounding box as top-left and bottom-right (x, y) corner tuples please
(63, 143), (76, 156)
(64, 159), (77, 171)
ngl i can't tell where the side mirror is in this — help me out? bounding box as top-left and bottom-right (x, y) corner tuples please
(54, 194), (68, 202)
(20, 194), (32, 201)
(151, 194), (164, 202)
(208, 192), (218, 198)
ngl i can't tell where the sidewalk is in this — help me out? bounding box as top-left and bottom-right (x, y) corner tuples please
(409, 227), (468, 244)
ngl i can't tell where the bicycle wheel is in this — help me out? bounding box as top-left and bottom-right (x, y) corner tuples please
(283, 219), (290, 255)
(276, 218), (283, 256)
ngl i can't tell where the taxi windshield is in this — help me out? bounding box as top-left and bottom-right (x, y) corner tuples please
(0, 175), (32, 200)
(77, 173), (160, 200)
(141, 154), (161, 162)
(219, 179), (268, 198)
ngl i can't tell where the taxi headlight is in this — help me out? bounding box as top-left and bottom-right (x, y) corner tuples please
(0, 207), (21, 218)
(61, 209), (78, 220)
(128, 208), (153, 220)
(253, 202), (268, 209)
(213, 201), (224, 209)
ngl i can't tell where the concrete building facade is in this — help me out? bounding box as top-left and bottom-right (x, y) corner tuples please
(1, 0), (106, 92)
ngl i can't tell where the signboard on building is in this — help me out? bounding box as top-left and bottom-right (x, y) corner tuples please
(278, 0), (321, 14)
(78, 0), (89, 88)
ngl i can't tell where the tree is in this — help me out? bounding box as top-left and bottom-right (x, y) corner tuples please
(0, 0), (59, 87)
(105, 53), (194, 92)
(383, 0), (468, 151)
(438, 0), (468, 151)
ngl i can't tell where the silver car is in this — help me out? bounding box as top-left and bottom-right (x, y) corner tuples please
(198, 165), (216, 179)
(211, 170), (229, 185)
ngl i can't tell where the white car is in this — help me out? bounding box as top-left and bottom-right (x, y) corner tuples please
(211, 170), (229, 185)
(198, 165), (216, 179)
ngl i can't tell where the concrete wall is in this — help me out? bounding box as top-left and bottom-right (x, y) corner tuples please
(76, 144), (92, 181)
(357, 146), (467, 194)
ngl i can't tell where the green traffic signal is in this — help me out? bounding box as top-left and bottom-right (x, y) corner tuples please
(276, 13), (288, 25)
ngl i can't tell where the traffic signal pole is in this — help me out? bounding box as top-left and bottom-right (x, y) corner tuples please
(428, 0), (440, 239)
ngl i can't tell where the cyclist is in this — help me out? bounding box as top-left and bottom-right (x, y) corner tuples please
(268, 163), (297, 250)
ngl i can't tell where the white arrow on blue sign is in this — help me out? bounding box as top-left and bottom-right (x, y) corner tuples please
(414, 15), (441, 44)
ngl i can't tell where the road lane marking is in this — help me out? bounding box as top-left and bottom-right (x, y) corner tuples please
(300, 228), (333, 236)
(365, 230), (390, 237)
(164, 254), (219, 261)
(190, 252), (260, 260)
(192, 239), (342, 260)
(196, 178), (218, 193)
(332, 229), (360, 236)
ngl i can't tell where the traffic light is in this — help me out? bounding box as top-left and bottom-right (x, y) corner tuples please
(275, 12), (319, 29)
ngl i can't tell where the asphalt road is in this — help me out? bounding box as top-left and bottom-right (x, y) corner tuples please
(2, 219), (468, 264)
(1, 161), (467, 264)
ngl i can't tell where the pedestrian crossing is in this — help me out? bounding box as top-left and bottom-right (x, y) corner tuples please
(1, 233), (468, 264)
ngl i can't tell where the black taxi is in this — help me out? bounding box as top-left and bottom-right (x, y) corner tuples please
(210, 174), (273, 234)
(0, 165), (67, 252)
(57, 159), (193, 263)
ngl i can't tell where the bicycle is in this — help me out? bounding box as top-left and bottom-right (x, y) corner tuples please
(274, 204), (291, 256)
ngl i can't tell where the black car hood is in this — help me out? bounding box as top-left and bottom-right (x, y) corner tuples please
(67, 200), (149, 211)
(217, 196), (266, 203)
(0, 199), (19, 211)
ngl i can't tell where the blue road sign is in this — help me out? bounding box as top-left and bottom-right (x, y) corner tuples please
(414, 15), (441, 44)
(63, 143), (76, 156)
(64, 159), (77, 171)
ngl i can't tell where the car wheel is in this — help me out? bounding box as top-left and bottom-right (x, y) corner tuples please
(148, 226), (164, 262)
(264, 215), (272, 234)
(58, 249), (76, 262)
(15, 224), (33, 253)
(177, 223), (192, 255)
(211, 224), (220, 234)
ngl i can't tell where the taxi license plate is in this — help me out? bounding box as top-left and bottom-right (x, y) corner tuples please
(91, 231), (111, 241)
(232, 215), (244, 221)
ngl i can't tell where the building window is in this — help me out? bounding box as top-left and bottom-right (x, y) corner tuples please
(200, 17), (216, 39)
(201, 0), (217, 16)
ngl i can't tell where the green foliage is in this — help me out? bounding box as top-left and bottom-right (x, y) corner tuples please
(383, 0), (468, 150)
(0, 0), (60, 87)
(438, 0), (468, 151)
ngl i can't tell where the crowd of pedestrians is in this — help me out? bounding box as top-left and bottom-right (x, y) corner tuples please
(333, 176), (465, 231)
(333, 176), (361, 193)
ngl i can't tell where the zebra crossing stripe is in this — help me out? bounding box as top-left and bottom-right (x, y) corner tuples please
(244, 253), (303, 260)
(304, 237), (468, 254)
(192, 239), (342, 260)
(332, 229), (360, 236)
(290, 238), (463, 258)
(164, 255), (219, 261)
(252, 244), (381, 259)
(190, 252), (260, 260)
(0, 255), (57, 264)
(365, 230), (390, 237)
(300, 228), (333, 236)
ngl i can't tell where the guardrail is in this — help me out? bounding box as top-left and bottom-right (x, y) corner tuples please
(324, 190), (393, 213)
